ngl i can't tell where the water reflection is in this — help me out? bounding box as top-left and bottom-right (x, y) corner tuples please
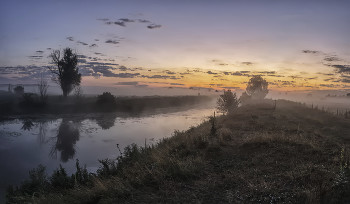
(37, 121), (48, 145)
(21, 120), (34, 131)
(94, 113), (117, 130)
(50, 119), (81, 162)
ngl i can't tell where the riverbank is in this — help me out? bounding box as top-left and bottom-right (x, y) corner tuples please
(7, 99), (350, 203)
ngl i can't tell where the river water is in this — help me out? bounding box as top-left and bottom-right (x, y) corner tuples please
(0, 104), (215, 200)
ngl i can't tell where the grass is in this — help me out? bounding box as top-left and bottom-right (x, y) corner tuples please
(6, 99), (350, 203)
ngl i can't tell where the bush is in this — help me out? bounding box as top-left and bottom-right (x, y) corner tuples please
(96, 92), (117, 110)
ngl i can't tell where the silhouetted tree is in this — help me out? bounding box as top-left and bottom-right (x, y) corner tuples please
(49, 48), (81, 97)
(217, 90), (239, 114)
(14, 85), (24, 96)
(245, 75), (269, 100)
(96, 92), (117, 111)
(37, 75), (49, 104)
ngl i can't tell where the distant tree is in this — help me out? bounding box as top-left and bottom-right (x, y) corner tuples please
(37, 75), (49, 104)
(49, 48), (81, 97)
(96, 92), (117, 110)
(347, 93), (350, 97)
(14, 85), (24, 96)
(245, 75), (269, 100)
(217, 90), (239, 114)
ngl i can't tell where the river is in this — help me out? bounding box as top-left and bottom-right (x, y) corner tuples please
(0, 104), (215, 200)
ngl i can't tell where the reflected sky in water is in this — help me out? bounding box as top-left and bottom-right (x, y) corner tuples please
(0, 106), (215, 196)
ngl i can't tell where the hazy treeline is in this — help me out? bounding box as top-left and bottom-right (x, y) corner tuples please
(0, 93), (213, 117)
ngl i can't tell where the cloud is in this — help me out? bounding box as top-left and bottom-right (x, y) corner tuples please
(242, 62), (253, 66)
(330, 64), (350, 73)
(320, 84), (335, 87)
(119, 18), (134, 23)
(147, 24), (162, 29)
(207, 71), (218, 75)
(115, 81), (139, 85)
(141, 75), (171, 79)
(317, 72), (335, 76)
(115, 73), (140, 78)
(66, 37), (74, 41)
(141, 75), (180, 79)
(306, 77), (318, 80)
(89, 44), (98, 48)
(138, 19), (150, 23)
(118, 66), (134, 71)
(113, 21), (126, 26)
(77, 41), (88, 46)
(170, 83), (184, 86)
(78, 59), (87, 63)
(0, 66), (51, 81)
(97, 18), (109, 22)
(28, 56), (43, 60)
(231, 72), (243, 76)
(324, 56), (341, 62)
(105, 40), (119, 44)
(77, 55), (87, 59)
(165, 71), (176, 75)
(302, 50), (320, 54)
(258, 71), (276, 74)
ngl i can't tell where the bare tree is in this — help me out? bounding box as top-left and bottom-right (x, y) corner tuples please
(37, 75), (49, 104)
(49, 48), (81, 97)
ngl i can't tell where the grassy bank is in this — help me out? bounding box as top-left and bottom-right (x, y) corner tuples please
(7, 99), (350, 203)
(0, 95), (212, 117)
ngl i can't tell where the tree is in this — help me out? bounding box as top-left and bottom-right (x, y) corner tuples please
(96, 92), (117, 107)
(217, 89), (239, 114)
(245, 75), (268, 100)
(37, 75), (49, 104)
(49, 48), (81, 97)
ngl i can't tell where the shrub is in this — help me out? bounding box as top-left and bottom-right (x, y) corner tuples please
(96, 92), (117, 110)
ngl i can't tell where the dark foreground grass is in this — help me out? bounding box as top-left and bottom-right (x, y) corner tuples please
(7, 100), (350, 203)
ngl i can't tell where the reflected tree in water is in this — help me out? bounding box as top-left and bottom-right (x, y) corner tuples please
(50, 119), (80, 162)
(21, 120), (35, 131)
(37, 121), (48, 145)
(95, 113), (117, 130)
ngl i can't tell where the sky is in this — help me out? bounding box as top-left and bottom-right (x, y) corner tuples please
(1, 0), (350, 95)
